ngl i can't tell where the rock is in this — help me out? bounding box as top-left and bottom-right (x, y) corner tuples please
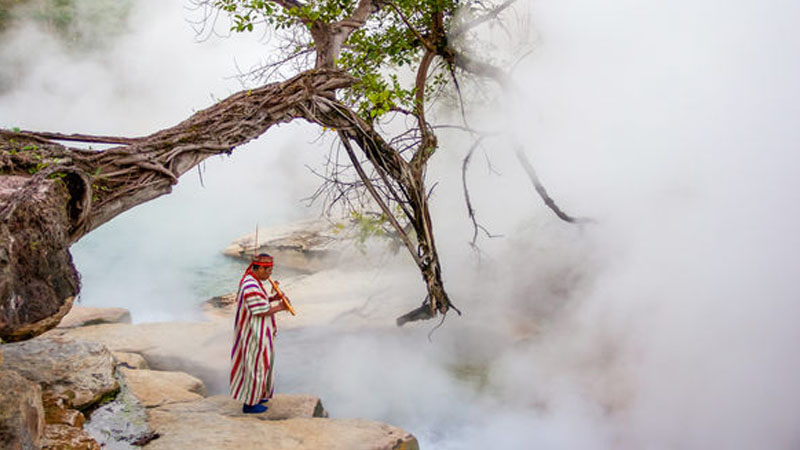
(42, 392), (85, 428)
(222, 218), (348, 273)
(41, 424), (100, 450)
(157, 394), (327, 420)
(45, 322), (231, 394)
(145, 395), (418, 450)
(57, 306), (131, 329)
(120, 368), (206, 408)
(84, 382), (153, 450)
(112, 351), (149, 370)
(204, 293), (236, 310)
(2, 338), (119, 410)
(0, 369), (45, 450)
(0, 172), (82, 343)
(0, 345), (3, 365)
(265, 394), (329, 420)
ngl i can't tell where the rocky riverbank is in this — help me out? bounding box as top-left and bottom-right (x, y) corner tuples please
(0, 304), (419, 450)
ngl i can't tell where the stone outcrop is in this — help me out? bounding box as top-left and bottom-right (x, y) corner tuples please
(222, 218), (350, 273)
(2, 338), (118, 410)
(0, 369), (45, 450)
(57, 305), (131, 329)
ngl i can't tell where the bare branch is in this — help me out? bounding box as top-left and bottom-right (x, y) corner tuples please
(450, 0), (518, 38)
(514, 145), (592, 224)
(337, 131), (422, 267)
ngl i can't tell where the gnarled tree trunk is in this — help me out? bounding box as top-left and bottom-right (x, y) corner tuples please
(0, 68), (454, 341)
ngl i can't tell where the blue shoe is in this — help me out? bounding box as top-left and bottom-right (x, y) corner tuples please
(259, 398), (270, 405)
(242, 403), (268, 414)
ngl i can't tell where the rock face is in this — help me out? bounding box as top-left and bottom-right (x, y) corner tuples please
(2, 338), (119, 410)
(57, 306), (131, 328)
(0, 369), (45, 450)
(0, 174), (81, 342)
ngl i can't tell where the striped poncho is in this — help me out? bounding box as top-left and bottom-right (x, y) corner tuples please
(230, 270), (279, 405)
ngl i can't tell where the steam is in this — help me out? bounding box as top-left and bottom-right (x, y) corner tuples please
(2, 0), (800, 449)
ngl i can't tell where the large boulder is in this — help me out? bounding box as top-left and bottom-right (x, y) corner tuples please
(2, 338), (118, 410)
(0, 174), (81, 342)
(146, 395), (418, 450)
(0, 369), (45, 450)
(57, 306), (131, 329)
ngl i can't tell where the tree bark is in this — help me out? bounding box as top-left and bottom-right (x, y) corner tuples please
(0, 69), (354, 341)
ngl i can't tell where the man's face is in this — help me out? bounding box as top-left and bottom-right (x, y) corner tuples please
(252, 264), (273, 280)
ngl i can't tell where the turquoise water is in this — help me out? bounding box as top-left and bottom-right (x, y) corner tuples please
(69, 138), (322, 322)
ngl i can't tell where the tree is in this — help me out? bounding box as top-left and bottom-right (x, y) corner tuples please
(0, 0), (580, 341)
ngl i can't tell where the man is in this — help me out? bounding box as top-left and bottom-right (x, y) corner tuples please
(230, 253), (288, 414)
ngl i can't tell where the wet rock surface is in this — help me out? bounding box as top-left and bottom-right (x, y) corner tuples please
(84, 367), (155, 450)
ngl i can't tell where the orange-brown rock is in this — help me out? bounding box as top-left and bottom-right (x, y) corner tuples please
(41, 424), (100, 450)
(42, 392), (85, 427)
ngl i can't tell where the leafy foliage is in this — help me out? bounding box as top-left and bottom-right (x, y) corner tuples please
(212, 0), (478, 121)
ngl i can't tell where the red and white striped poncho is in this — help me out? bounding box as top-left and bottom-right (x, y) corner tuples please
(230, 270), (279, 405)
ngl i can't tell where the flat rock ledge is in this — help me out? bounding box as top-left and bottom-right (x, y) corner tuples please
(121, 376), (418, 450)
(147, 396), (418, 450)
